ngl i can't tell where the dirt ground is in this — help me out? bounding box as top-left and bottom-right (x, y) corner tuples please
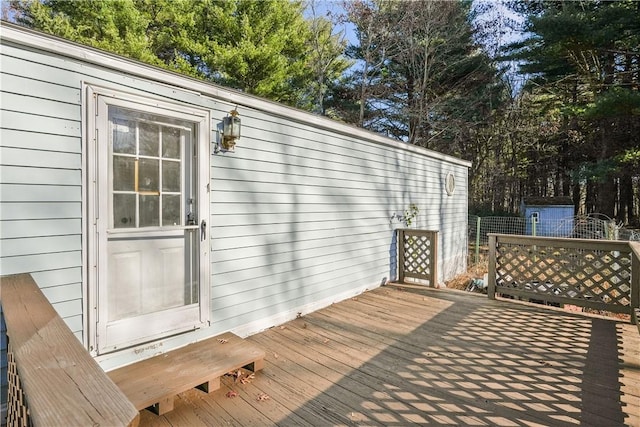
(444, 263), (488, 291)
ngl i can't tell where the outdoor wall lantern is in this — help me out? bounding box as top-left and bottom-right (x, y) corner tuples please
(221, 109), (241, 151)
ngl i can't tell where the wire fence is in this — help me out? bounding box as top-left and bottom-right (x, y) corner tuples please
(468, 214), (640, 266)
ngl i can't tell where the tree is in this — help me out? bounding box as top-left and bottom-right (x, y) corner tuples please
(200, 0), (312, 105)
(342, 0), (504, 155)
(11, 0), (159, 65)
(504, 0), (640, 222)
(342, 0), (396, 127)
(302, 0), (352, 115)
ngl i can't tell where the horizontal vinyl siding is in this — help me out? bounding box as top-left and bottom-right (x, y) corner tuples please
(0, 50), (84, 341)
(208, 105), (468, 330)
(0, 29), (468, 372)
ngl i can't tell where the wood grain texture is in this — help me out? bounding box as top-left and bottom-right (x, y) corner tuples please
(0, 273), (139, 426)
(136, 285), (640, 427)
(108, 332), (265, 414)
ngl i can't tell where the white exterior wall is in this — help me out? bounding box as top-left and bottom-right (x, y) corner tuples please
(0, 24), (469, 377)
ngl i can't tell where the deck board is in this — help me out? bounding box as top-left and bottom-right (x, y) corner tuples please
(138, 285), (640, 426)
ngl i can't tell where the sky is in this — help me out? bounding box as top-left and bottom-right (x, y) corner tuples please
(304, 0), (526, 50)
(304, 0), (527, 92)
(304, 0), (358, 45)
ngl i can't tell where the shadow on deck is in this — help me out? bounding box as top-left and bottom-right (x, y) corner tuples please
(140, 285), (639, 426)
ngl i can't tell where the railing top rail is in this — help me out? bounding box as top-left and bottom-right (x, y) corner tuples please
(488, 233), (631, 250)
(631, 241), (640, 259)
(1, 273), (139, 426)
(398, 229), (439, 235)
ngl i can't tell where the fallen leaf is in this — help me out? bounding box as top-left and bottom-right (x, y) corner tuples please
(226, 391), (238, 398)
(257, 393), (270, 401)
(217, 338), (229, 344)
(302, 322), (308, 329)
(226, 369), (243, 381)
(240, 373), (255, 384)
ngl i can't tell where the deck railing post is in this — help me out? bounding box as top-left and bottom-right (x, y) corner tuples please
(487, 234), (497, 300)
(631, 242), (640, 327)
(432, 230), (439, 288)
(398, 228), (405, 284)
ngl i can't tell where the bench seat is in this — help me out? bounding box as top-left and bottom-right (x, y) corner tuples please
(107, 332), (264, 415)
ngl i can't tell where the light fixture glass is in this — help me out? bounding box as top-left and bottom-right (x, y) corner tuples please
(222, 109), (241, 150)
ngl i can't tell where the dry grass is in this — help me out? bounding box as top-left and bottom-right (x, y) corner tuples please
(445, 263), (488, 290)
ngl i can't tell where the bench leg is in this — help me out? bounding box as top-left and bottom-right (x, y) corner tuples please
(243, 358), (264, 372)
(149, 396), (174, 415)
(196, 377), (220, 393)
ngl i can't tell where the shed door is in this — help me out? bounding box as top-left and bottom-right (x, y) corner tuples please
(91, 93), (209, 354)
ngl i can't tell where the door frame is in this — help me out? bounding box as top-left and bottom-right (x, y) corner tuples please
(85, 84), (211, 356)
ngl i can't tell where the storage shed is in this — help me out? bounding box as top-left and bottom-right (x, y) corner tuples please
(0, 24), (470, 412)
(521, 197), (575, 237)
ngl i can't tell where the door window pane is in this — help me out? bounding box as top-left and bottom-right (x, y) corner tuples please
(162, 161), (180, 192)
(109, 108), (194, 230)
(162, 195), (181, 226)
(139, 159), (159, 192)
(114, 194), (136, 228)
(113, 118), (135, 154)
(139, 122), (159, 157)
(163, 127), (181, 159)
(140, 195), (159, 227)
(113, 156), (135, 191)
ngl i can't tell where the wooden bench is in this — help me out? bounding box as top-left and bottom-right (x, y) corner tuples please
(107, 332), (265, 415)
(1, 274), (139, 427)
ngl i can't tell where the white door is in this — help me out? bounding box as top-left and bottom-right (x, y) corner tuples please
(89, 89), (209, 355)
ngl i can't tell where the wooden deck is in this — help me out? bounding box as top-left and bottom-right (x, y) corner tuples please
(138, 285), (640, 426)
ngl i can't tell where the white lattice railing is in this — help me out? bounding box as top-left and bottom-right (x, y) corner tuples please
(397, 229), (438, 287)
(488, 234), (639, 317)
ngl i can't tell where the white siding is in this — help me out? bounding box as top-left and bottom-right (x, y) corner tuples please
(208, 107), (468, 332)
(0, 26), (469, 374)
(0, 48), (84, 339)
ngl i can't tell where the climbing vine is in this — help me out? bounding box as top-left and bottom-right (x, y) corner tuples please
(391, 204), (419, 227)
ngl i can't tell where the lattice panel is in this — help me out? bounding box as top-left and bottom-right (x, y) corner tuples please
(6, 339), (31, 427)
(398, 229), (438, 286)
(495, 241), (632, 309)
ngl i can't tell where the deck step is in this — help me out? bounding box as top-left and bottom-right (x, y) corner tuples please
(107, 332), (265, 415)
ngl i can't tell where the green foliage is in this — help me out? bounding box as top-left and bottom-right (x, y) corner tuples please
(571, 159), (619, 184)
(499, 0), (640, 221)
(10, 0), (345, 110)
(392, 204), (419, 227)
(617, 148), (640, 166)
(300, 6), (353, 114)
(583, 87), (640, 120)
(202, 0), (311, 104)
(14, 0), (159, 64)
